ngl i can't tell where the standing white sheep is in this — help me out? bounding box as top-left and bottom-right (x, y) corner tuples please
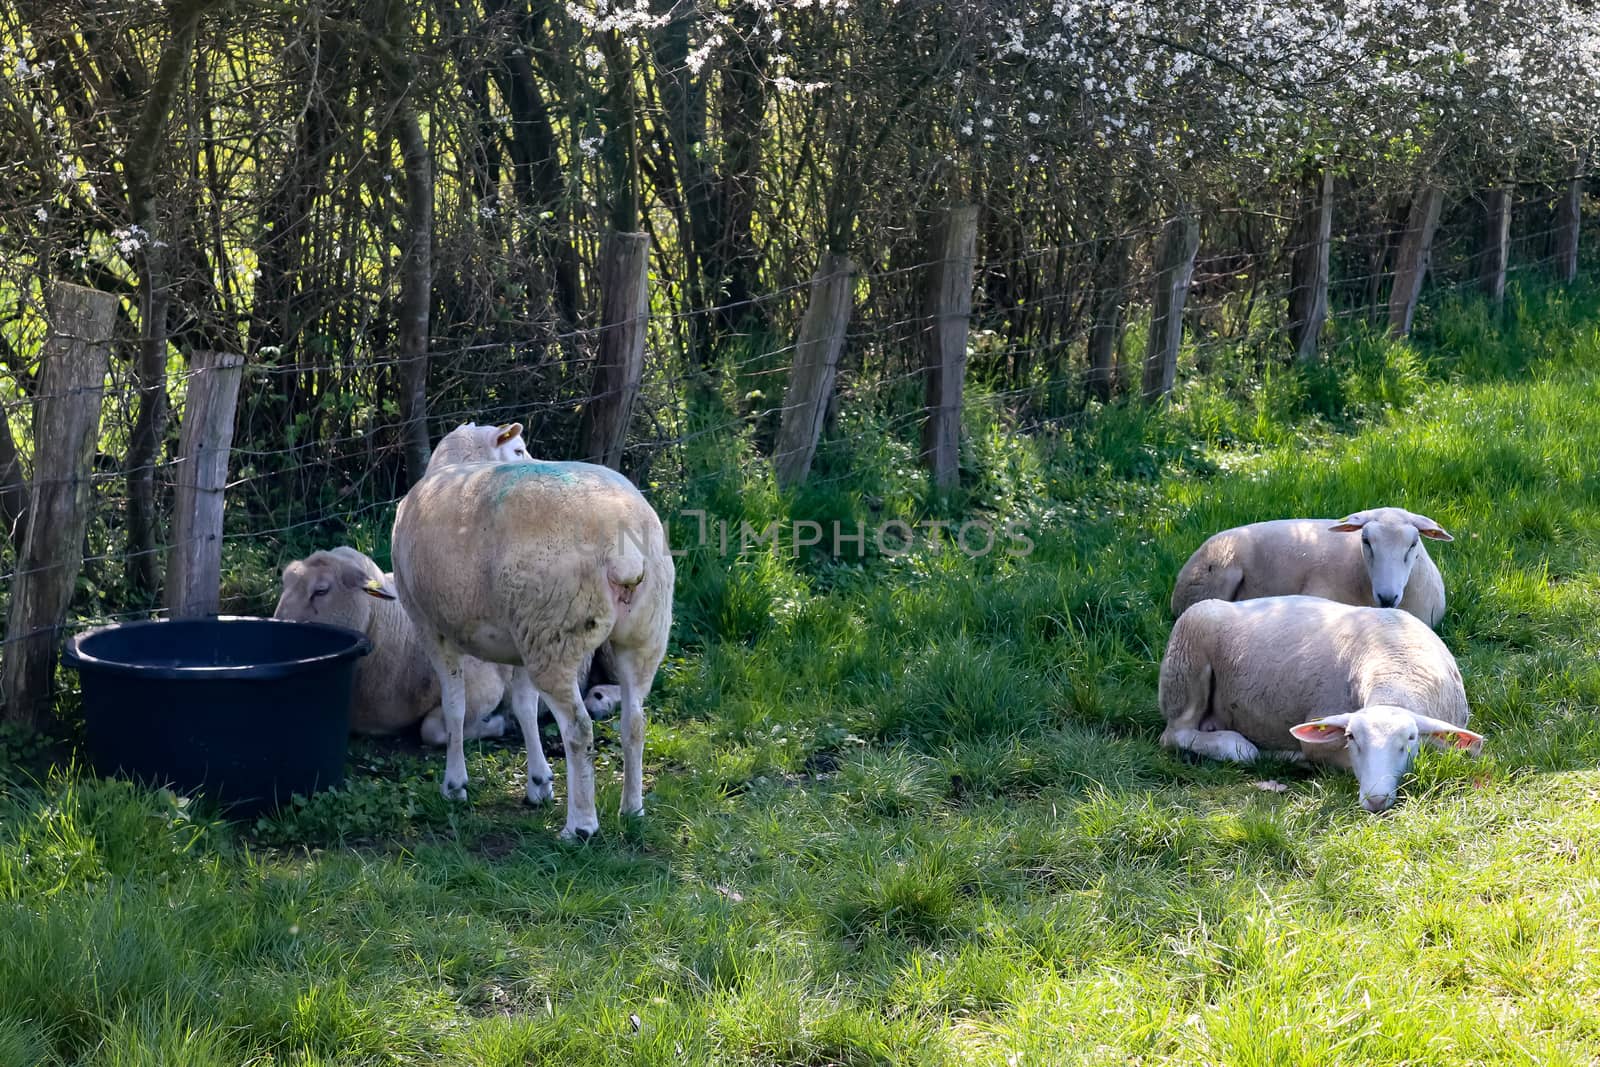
(1159, 595), (1483, 812)
(424, 420), (625, 722)
(392, 460), (673, 839)
(274, 546), (511, 745)
(1170, 507), (1452, 627)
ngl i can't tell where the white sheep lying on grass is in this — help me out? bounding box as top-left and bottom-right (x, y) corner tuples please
(1159, 595), (1483, 812)
(1171, 507), (1452, 627)
(392, 459), (674, 839)
(274, 546), (511, 745)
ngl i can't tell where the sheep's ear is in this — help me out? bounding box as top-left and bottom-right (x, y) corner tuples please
(1329, 514), (1369, 533)
(1291, 715), (1353, 745)
(360, 578), (398, 601)
(495, 422), (524, 446)
(335, 557), (383, 593)
(1411, 517), (1453, 542)
(1413, 714), (1483, 755)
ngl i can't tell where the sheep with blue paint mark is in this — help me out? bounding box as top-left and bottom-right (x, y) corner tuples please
(392, 458), (673, 839)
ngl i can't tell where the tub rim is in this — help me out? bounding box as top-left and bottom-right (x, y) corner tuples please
(63, 615), (372, 682)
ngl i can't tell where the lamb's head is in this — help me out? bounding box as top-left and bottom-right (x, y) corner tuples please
(1290, 704), (1483, 813)
(428, 421), (528, 468)
(1329, 507), (1452, 609)
(274, 546), (397, 634)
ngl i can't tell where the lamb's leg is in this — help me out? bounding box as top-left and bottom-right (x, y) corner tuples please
(536, 677), (599, 840)
(417, 635), (469, 800)
(611, 653), (651, 817)
(506, 668), (555, 806)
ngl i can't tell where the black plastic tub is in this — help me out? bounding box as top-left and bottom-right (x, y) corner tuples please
(63, 616), (371, 817)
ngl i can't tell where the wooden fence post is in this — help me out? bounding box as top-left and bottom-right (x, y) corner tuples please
(164, 351), (245, 618)
(396, 112), (435, 487)
(1479, 186), (1511, 307)
(1555, 177), (1583, 284)
(581, 231), (650, 470)
(1289, 168), (1334, 362)
(1141, 207), (1200, 403)
(2, 283), (116, 728)
(1387, 183), (1444, 337)
(921, 204), (978, 493)
(773, 253), (854, 489)
(1086, 232), (1131, 402)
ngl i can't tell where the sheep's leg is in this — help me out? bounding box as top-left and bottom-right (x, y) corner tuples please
(419, 640), (470, 800)
(1163, 726), (1261, 763)
(507, 668), (555, 806)
(536, 678), (600, 840)
(1157, 652), (1261, 762)
(611, 653), (650, 817)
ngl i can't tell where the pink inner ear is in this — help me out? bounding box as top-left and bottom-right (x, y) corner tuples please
(1447, 731), (1479, 750)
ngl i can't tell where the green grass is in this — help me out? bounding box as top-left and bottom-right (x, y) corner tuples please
(9, 279), (1600, 1063)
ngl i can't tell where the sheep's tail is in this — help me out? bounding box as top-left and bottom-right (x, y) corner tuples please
(605, 527), (650, 612)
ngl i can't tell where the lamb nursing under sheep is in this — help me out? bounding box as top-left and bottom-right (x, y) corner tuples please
(392, 458), (674, 839)
(274, 546), (511, 745)
(1170, 507), (1452, 627)
(1159, 594), (1482, 812)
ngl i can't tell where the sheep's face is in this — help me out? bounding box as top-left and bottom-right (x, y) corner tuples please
(274, 549), (395, 634)
(1329, 508), (1453, 610)
(1291, 704), (1484, 813)
(1360, 520), (1422, 609)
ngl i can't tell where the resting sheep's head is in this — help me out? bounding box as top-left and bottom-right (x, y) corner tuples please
(428, 422), (529, 468)
(1290, 704), (1483, 813)
(274, 546), (397, 634)
(1329, 507), (1452, 610)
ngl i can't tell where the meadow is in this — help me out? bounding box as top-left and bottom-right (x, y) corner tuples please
(5, 282), (1600, 1064)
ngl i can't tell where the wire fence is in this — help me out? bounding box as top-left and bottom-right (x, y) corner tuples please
(0, 178), (1593, 696)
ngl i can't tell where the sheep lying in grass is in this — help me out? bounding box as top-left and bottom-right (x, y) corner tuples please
(1159, 595), (1483, 812)
(1171, 507), (1452, 627)
(393, 460), (674, 838)
(274, 546), (511, 745)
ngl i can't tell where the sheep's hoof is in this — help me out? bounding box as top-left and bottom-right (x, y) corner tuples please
(619, 803), (644, 819)
(560, 823), (598, 842)
(441, 778), (469, 801)
(524, 777), (554, 806)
